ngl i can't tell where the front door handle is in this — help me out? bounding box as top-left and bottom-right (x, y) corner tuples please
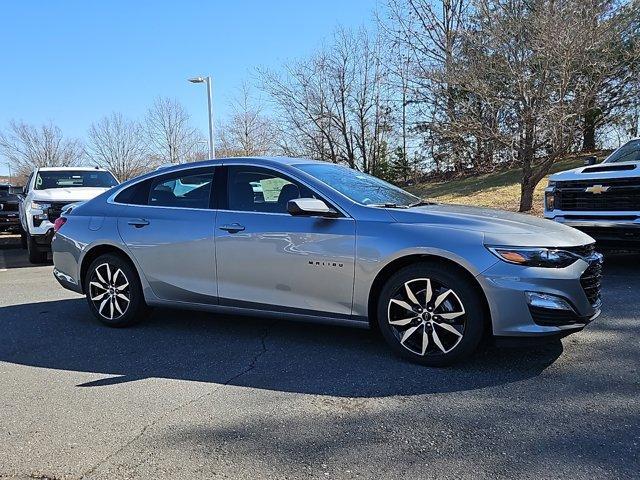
(128, 218), (150, 228)
(219, 223), (245, 233)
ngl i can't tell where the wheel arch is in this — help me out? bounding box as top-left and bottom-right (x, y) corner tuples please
(79, 244), (138, 294)
(367, 254), (491, 334)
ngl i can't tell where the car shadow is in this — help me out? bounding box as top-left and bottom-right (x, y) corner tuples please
(0, 297), (564, 397)
(0, 233), (51, 269)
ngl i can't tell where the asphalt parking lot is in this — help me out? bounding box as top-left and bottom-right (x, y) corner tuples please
(0, 233), (638, 480)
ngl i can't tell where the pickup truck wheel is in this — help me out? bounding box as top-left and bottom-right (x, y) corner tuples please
(20, 228), (27, 249)
(84, 253), (149, 327)
(377, 262), (485, 367)
(26, 233), (48, 264)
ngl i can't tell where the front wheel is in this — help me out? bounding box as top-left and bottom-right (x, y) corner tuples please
(377, 262), (486, 367)
(84, 253), (149, 327)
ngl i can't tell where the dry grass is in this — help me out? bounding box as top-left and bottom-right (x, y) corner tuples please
(407, 153), (609, 216)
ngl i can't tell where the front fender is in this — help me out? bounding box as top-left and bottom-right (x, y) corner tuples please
(352, 222), (498, 318)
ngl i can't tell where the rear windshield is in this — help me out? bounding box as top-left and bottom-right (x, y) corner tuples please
(35, 170), (118, 190)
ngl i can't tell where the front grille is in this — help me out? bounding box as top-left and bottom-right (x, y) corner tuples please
(555, 178), (640, 212)
(564, 243), (596, 258)
(0, 202), (19, 212)
(529, 306), (589, 326)
(47, 202), (73, 222)
(580, 259), (603, 306)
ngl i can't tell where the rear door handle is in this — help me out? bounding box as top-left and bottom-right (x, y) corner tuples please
(219, 223), (245, 233)
(128, 218), (150, 228)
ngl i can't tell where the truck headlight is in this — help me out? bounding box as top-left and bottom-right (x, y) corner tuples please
(30, 201), (51, 214)
(487, 246), (579, 268)
(545, 191), (555, 211)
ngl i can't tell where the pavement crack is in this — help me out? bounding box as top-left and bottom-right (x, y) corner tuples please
(78, 320), (277, 479)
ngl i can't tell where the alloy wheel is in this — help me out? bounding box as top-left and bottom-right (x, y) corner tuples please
(89, 262), (131, 320)
(387, 278), (466, 356)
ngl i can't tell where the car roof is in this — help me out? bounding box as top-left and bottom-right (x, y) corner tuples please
(149, 156), (327, 175)
(37, 166), (111, 172)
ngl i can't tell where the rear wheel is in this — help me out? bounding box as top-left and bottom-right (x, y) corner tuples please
(26, 233), (47, 264)
(377, 262), (486, 367)
(84, 253), (149, 327)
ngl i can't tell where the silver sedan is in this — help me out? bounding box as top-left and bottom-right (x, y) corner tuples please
(51, 157), (602, 366)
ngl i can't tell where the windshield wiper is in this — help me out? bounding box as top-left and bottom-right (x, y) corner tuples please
(367, 203), (408, 209)
(408, 199), (437, 208)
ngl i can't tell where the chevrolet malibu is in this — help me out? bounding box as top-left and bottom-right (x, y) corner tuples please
(52, 157), (603, 366)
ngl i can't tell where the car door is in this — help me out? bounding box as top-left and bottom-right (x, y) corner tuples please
(117, 167), (218, 304)
(215, 165), (356, 317)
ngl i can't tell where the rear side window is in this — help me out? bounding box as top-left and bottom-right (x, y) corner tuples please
(114, 168), (215, 209)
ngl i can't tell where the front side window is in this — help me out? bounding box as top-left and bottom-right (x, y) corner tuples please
(604, 139), (640, 163)
(227, 166), (315, 213)
(35, 170), (118, 190)
(296, 163), (419, 207)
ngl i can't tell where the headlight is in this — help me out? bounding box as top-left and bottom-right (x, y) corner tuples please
(487, 246), (579, 268)
(30, 201), (51, 212)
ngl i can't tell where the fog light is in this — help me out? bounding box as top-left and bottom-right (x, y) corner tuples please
(525, 292), (573, 311)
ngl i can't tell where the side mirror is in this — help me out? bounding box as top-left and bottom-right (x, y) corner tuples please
(287, 198), (339, 218)
(584, 155), (598, 166)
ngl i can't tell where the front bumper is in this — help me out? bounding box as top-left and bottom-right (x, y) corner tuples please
(0, 213), (20, 229)
(545, 210), (640, 248)
(478, 254), (602, 337)
(31, 229), (55, 252)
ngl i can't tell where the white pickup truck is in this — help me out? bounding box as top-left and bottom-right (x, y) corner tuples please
(544, 138), (640, 249)
(19, 167), (118, 263)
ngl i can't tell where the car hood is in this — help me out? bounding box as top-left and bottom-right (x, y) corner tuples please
(388, 203), (593, 247)
(549, 161), (640, 181)
(30, 187), (111, 202)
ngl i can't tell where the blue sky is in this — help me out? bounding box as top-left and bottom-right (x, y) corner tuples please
(0, 0), (378, 175)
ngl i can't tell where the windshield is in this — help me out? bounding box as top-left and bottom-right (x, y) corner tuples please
(604, 139), (640, 163)
(35, 170), (118, 190)
(296, 163), (419, 207)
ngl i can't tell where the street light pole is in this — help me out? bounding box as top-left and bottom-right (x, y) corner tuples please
(188, 76), (215, 159)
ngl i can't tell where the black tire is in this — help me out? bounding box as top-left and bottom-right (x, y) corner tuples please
(377, 262), (486, 367)
(84, 253), (149, 327)
(26, 233), (48, 264)
(20, 227), (28, 248)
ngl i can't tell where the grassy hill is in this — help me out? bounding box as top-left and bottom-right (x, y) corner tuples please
(407, 152), (610, 216)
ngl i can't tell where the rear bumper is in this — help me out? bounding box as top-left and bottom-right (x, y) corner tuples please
(53, 267), (83, 294)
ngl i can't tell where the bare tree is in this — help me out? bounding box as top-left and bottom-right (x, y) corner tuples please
(445, 0), (630, 211)
(86, 113), (149, 181)
(217, 84), (277, 157)
(0, 121), (84, 178)
(145, 97), (204, 164)
(260, 27), (392, 172)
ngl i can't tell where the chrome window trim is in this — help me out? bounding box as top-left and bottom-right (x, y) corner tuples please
(107, 161), (352, 218)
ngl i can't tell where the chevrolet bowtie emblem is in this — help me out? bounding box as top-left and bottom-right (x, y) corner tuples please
(585, 185), (610, 194)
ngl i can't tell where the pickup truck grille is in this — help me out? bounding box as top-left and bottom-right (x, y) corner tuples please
(47, 202), (74, 222)
(0, 202), (19, 212)
(555, 178), (640, 211)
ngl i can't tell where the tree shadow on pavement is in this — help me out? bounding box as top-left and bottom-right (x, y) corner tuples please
(0, 297), (563, 397)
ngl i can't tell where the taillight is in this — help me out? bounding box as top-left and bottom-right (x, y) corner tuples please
(53, 217), (67, 233)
